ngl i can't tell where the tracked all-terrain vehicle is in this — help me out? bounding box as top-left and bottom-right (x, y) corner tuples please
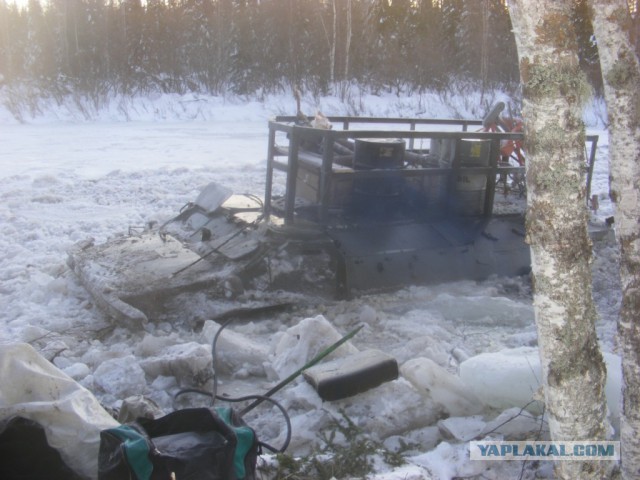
(68, 104), (600, 325)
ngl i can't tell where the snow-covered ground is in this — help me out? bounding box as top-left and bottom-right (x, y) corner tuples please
(0, 90), (620, 479)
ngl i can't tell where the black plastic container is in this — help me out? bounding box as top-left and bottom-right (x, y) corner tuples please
(353, 138), (405, 170)
(350, 139), (406, 218)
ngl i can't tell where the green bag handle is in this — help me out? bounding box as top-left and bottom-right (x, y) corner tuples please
(106, 425), (153, 480)
(215, 407), (255, 479)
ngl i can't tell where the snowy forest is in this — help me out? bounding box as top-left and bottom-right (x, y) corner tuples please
(0, 0), (618, 100)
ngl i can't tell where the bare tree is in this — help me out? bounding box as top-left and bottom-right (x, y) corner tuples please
(507, 1), (611, 478)
(330, 0), (336, 84)
(344, 0), (352, 80)
(590, 1), (640, 478)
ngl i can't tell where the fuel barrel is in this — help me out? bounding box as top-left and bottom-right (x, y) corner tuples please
(452, 139), (491, 215)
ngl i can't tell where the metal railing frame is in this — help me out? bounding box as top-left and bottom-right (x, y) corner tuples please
(264, 116), (598, 225)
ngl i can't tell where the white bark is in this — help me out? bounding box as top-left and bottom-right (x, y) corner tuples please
(590, 1), (640, 478)
(507, 1), (611, 478)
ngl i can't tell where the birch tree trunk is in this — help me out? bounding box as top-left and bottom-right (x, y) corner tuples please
(507, 1), (611, 478)
(590, 1), (640, 478)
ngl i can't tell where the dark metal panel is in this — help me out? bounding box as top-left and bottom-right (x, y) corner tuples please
(327, 216), (530, 294)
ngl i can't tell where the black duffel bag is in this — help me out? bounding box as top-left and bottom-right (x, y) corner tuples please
(98, 407), (259, 480)
(0, 416), (84, 480)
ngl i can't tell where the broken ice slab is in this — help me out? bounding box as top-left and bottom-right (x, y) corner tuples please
(303, 349), (399, 401)
(400, 357), (483, 417)
(459, 347), (622, 434)
(438, 415), (486, 442)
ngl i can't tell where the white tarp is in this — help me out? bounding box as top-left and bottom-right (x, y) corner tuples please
(0, 343), (119, 479)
